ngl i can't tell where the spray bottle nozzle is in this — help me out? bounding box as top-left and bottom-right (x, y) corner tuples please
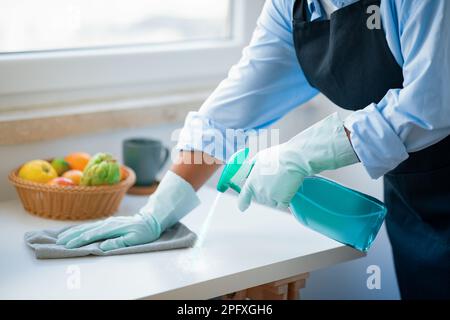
(216, 148), (252, 194)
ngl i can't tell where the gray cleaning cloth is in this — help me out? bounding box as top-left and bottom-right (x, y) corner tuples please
(25, 223), (197, 259)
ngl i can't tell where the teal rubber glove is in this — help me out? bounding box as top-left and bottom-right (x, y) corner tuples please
(238, 113), (359, 211)
(56, 170), (200, 251)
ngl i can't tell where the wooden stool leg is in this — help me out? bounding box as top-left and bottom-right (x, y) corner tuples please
(247, 283), (288, 300)
(288, 282), (299, 300)
(222, 289), (248, 300)
(222, 273), (309, 300)
(288, 279), (306, 300)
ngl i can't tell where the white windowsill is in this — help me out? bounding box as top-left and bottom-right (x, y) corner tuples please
(0, 85), (213, 145)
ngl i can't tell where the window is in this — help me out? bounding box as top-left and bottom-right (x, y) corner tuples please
(0, 0), (231, 53)
(0, 0), (265, 111)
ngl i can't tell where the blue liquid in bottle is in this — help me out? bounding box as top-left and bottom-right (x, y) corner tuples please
(290, 176), (386, 252)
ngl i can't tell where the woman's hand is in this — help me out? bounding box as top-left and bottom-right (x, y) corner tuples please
(57, 170), (201, 251)
(238, 143), (307, 211)
(57, 214), (161, 251)
(238, 113), (359, 211)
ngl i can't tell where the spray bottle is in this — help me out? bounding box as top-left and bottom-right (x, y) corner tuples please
(216, 148), (386, 252)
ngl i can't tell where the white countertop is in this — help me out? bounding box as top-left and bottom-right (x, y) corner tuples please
(0, 187), (363, 299)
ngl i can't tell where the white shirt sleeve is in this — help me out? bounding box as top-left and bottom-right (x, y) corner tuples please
(344, 0), (450, 178)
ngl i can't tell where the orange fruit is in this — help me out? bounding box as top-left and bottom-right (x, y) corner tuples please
(62, 170), (83, 185)
(47, 177), (75, 186)
(65, 152), (91, 171)
(119, 165), (128, 181)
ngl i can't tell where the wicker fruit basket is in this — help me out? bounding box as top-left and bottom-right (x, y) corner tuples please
(9, 163), (136, 220)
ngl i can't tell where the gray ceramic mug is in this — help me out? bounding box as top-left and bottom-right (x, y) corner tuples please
(123, 138), (170, 186)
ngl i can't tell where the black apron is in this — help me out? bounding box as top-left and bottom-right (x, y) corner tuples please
(292, 0), (450, 299)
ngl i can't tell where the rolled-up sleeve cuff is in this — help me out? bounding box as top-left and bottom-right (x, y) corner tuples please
(176, 112), (248, 163)
(344, 104), (409, 179)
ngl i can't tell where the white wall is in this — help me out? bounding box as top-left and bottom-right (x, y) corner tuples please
(0, 94), (400, 299)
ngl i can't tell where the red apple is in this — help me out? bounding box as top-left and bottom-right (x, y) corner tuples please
(47, 177), (76, 186)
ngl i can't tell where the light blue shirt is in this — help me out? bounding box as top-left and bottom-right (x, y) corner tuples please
(177, 0), (450, 179)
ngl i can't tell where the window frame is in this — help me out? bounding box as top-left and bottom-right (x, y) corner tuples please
(0, 0), (265, 111)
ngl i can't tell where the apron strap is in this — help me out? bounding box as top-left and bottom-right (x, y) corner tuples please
(293, 0), (307, 21)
